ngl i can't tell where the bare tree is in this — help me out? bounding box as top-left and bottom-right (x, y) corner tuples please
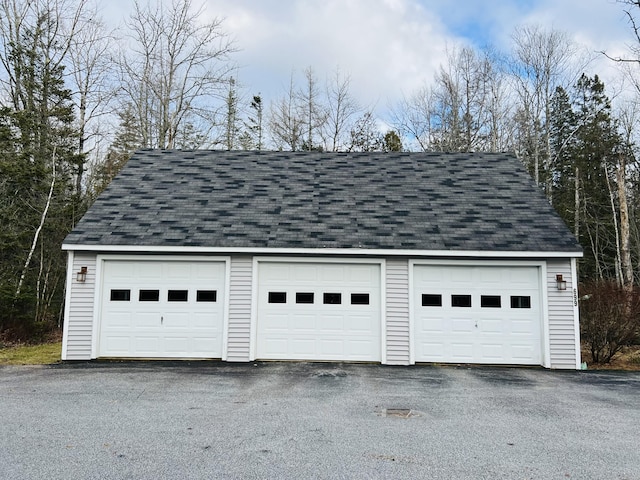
(222, 76), (240, 150)
(390, 85), (435, 151)
(430, 46), (497, 152)
(348, 111), (383, 152)
(391, 47), (510, 153)
(298, 66), (326, 151)
(509, 25), (580, 196)
(323, 67), (360, 151)
(67, 7), (117, 197)
(268, 73), (303, 151)
(117, 0), (235, 149)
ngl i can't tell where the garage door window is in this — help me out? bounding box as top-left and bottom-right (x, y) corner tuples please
(511, 296), (531, 308)
(268, 292), (287, 303)
(110, 289), (130, 301)
(168, 290), (188, 302)
(323, 293), (342, 304)
(351, 293), (370, 305)
(296, 292), (314, 304)
(422, 294), (442, 307)
(451, 295), (471, 307)
(197, 290), (217, 302)
(139, 290), (159, 301)
(481, 295), (501, 308)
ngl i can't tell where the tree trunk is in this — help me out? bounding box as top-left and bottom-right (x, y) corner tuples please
(15, 148), (56, 300)
(605, 163), (623, 285)
(617, 154), (633, 290)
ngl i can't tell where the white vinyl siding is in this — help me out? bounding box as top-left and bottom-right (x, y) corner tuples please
(385, 259), (410, 365)
(226, 256), (253, 361)
(547, 260), (578, 369)
(62, 252), (97, 360)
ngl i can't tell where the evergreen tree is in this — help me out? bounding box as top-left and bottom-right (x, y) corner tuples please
(549, 74), (623, 280)
(383, 130), (403, 152)
(90, 104), (143, 198)
(0, 11), (83, 336)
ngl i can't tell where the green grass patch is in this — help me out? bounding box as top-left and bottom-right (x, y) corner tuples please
(0, 341), (62, 365)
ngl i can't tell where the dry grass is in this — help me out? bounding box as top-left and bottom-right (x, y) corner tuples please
(582, 345), (640, 371)
(0, 341), (62, 365)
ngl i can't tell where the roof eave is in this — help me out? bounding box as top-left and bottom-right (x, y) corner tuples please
(61, 244), (584, 258)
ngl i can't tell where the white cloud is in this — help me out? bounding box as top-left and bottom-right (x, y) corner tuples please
(106, 0), (637, 117)
(206, 0), (458, 112)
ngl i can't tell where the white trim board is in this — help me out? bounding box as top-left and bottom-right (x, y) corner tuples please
(571, 258), (582, 369)
(63, 243), (583, 258)
(61, 251), (74, 361)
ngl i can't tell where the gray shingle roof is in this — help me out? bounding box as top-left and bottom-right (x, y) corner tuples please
(65, 150), (582, 253)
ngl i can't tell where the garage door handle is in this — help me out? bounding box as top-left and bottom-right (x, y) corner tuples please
(161, 316), (163, 325)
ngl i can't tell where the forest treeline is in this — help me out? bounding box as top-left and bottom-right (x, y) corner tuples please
(0, 0), (638, 346)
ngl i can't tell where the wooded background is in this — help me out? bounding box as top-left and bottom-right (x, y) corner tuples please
(0, 0), (638, 348)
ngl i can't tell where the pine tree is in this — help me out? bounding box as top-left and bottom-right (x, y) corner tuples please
(549, 74), (623, 280)
(0, 11), (83, 336)
(90, 104), (143, 198)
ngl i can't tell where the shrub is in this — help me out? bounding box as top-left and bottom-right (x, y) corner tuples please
(580, 280), (640, 364)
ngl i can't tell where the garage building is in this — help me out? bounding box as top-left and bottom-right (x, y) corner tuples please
(62, 150), (582, 368)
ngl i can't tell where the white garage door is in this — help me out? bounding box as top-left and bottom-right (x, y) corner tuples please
(413, 265), (542, 365)
(99, 260), (226, 358)
(256, 262), (382, 361)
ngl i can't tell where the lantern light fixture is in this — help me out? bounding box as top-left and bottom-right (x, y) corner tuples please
(76, 266), (88, 283)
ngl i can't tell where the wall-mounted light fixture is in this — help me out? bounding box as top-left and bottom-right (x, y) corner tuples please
(76, 266), (88, 283)
(556, 274), (567, 291)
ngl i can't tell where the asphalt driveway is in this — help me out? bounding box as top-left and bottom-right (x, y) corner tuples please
(1, 362), (639, 480)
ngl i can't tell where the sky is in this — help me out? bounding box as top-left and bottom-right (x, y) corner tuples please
(106, 0), (636, 116)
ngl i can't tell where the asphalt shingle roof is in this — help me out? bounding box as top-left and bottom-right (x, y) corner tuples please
(64, 150), (582, 253)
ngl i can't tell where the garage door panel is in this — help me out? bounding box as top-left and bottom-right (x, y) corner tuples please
(420, 317), (444, 333)
(320, 265), (345, 282)
(480, 344), (504, 359)
(262, 338), (287, 355)
(165, 313), (189, 329)
(99, 260), (226, 358)
(104, 336), (130, 353)
(512, 345), (536, 361)
(414, 265), (542, 365)
(420, 342), (444, 359)
(138, 263), (162, 279)
(347, 340), (377, 356)
(164, 336), (189, 353)
(319, 339), (343, 355)
(323, 315), (344, 332)
(257, 262), (381, 361)
(451, 318), (473, 333)
(479, 269), (502, 284)
(193, 312), (218, 329)
(134, 336), (160, 353)
(107, 312), (132, 328)
(136, 313), (161, 328)
(451, 343), (474, 360)
(512, 319), (534, 334)
(482, 319), (503, 334)
(346, 315), (374, 332)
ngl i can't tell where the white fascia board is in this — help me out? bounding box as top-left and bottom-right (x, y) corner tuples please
(62, 243), (584, 258)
